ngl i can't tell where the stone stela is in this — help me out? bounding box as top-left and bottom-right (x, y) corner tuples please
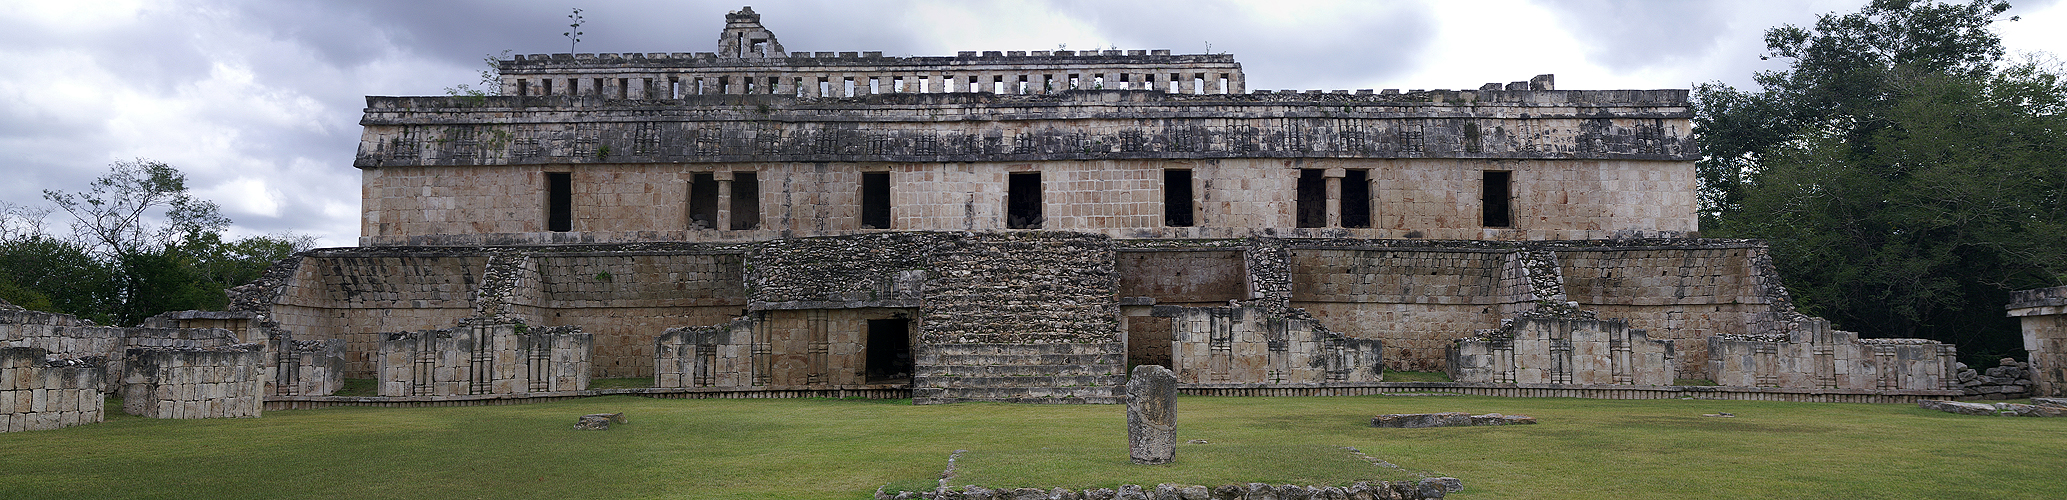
(1127, 364), (1177, 464)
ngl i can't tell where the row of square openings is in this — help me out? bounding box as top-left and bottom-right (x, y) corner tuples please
(514, 73), (1235, 99)
(542, 169), (1515, 232)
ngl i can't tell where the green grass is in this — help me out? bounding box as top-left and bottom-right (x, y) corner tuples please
(591, 377), (654, 389)
(3, 395), (2064, 499)
(333, 378), (376, 396)
(1382, 370), (1453, 383)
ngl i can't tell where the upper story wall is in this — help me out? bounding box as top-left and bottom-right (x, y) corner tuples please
(355, 88), (1693, 168)
(496, 6), (1244, 99)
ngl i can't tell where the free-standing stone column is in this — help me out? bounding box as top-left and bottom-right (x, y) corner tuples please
(1128, 364), (1176, 464)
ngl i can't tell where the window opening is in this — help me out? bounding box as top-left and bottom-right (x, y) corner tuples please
(1296, 169), (1326, 228)
(730, 172), (761, 230)
(546, 172), (572, 232)
(516, 79), (529, 96)
(1164, 169), (1194, 227)
(592, 78), (603, 96)
(617, 78), (628, 98)
(1007, 172), (1043, 229)
(688, 173), (718, 229)
(1482, 171), (1512, 227)
(1342, 170), (1372, 228)
(543, 79), (554, 95)
(861, 171), (892, 229)
(865, 318), (913, 383)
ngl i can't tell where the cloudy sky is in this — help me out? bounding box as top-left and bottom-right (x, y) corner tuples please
(2, 0), (2062, 248)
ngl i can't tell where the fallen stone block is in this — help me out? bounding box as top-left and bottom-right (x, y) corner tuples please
(1918, 399), (2000, 416)
(574, 412), (626, 430)
(1372, 412), (1536, 428)
(2032, 397), (2067, 407)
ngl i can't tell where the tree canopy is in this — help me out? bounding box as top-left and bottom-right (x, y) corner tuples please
(1696, 0), (2067, 362)
(2, 160), (309, 325)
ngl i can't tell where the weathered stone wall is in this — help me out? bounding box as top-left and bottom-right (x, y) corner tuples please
(1289, 246), (1535, 370)
(0, 347), (103, 432)
(518, 252), (748, 377)
(1555, 244), (1777, 376)
(376, 321), (590, 397)
(0, 308), (241, 391)
(265, 252), (487, 376)
(1708, 314), (1956, 391)
(269, 338), (345, 396)
(1162, 306), (1384, 385)
(359, 156), (1694, 246)
(910, 343), (1125, 404)
(654, 308), (913, 390)
(910, 232), (1125, 403)
(1117, 249), (1248, 306)
(2008, 285), (2067, 397)
(121, 344), (265, 419)
(748, 232), (931, 309)
(1447, 316), (1676, 385)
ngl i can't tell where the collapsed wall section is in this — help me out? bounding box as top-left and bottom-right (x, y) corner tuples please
(0, 347), (103, 432)
(376, 321), (591, 397)
(2009, 285), (2067, 397)
(0, 307), (240, 391)
(1286, 243), (1538, 371)
(264, 251), (488, 377)
(1448, 316), (1676, 385)
(121, 344), (265, 419)
(1555, 244), (1776, 376)
(1708, 314), (1956, 391)
(1161, 306), (1383, 385)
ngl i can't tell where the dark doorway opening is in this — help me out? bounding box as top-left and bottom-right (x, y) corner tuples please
(1342, 169), (1371, 228)
(730, 172), (760, 230)
(1007, 172), (1043, 229)
(866, 318), (913, 383)
(1482, 171), (1512, 227)
(1164, 169), (1194, 227)
(861, 171), (892, 229)
(1295, 168), (1326, 228)
(688, 173), (718, 229)
(546, 172), (572, 232)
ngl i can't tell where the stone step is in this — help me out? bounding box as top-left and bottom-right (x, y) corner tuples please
(911, 374), (1125, 389)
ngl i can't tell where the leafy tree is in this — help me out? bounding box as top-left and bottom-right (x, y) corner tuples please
(1695, 0), (2067, 363)
(20, 159), (309, 325)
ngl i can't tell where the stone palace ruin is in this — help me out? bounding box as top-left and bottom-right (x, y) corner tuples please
(2, 7), (1975, 428)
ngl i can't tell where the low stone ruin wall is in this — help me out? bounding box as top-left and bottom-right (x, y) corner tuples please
(0, 308), (241, 391)
(1162, 305), (1384, 385)
(0, 347), (104, 432)
(121, 344), (265, 419)
(270, 338), (345, 396)
(2007, 285), (2067, 397)
(377, 321), (591, 397)
(1708, 314), (1955, 391)
(653, 319), (754, 389)
(1447, 315), (1675, 385)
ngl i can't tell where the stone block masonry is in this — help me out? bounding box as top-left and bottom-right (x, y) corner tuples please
(0, 347), (103, 432)
(1448, 316), (1676, 386)
(1162, 305), (1385, 385)
(271, 338), (345, 396)
(1, 307), (241, 392)
(1708, 313), (1956, 391)
(2007, 285), (2067, 397)
(121, 344), (265, 419)
(377, 320), (591, 397)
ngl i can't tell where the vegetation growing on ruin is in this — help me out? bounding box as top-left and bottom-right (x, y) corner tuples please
(1, 395), (2062, 499)
(1696, 0), (2067, 364)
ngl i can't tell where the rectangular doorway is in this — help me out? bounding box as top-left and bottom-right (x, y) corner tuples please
(866, 318), (913, 383)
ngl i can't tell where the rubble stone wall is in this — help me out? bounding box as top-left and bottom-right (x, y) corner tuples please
(1162, 306), (1383, 385)
(376, 321), (591, 397)
(0, 347), (103, 432)
(1708, 314), (1955, 391)
(1448, 316), (1676, 385)
(121, 344), (265, 419)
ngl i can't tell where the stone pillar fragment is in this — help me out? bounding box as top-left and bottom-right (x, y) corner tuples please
(1127, 364), (1176, 465)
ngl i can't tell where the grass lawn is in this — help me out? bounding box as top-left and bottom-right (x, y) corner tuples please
(1, 395), (2061, 499)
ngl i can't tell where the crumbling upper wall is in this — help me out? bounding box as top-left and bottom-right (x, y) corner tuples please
(2008, 285), (2067, 397)
(356, 90), (1691, 168)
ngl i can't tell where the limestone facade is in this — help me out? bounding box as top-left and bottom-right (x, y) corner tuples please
(236, 7), (1902, 403)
